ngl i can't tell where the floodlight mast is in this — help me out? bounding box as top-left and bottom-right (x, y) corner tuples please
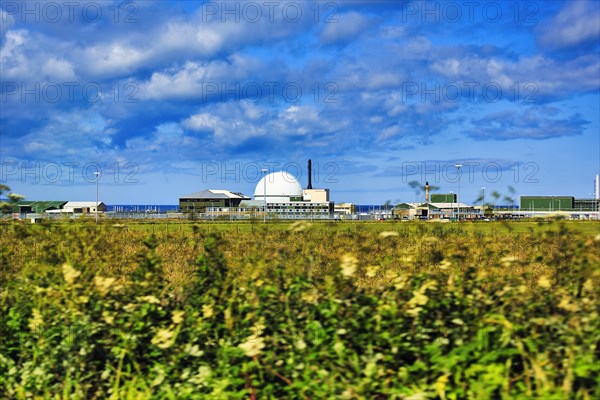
(261, 168), (268, 223)
(94, 171), (101, 223)
(454, 164), (462, 220)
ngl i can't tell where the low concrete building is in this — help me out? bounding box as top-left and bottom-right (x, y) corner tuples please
(63, 201), (107, 214)
(302, 189), (330, 203)
(334, 203), (355, 215)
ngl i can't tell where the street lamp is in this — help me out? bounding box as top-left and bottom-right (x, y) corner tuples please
(450, 191), (454, 220)
(454, 164), (462, 220)
(261, 168), (268, 223)
(94, 171), (101, 223)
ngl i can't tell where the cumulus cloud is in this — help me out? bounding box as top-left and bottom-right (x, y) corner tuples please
(17, 109), (113, 161)
(139, 55), (266, 100)
(319, 12), (374, 44)
(463, 107), (590, 140)
(536, 0), (600, 50)
(429, 53), (600, 101)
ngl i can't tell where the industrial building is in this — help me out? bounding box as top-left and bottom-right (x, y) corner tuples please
(197, 160), (335, 219)
(394, 202), (477, 220)
(179, 190), (250, 213)
(519, 196), (599, 213)
(11, 200), (67, 215)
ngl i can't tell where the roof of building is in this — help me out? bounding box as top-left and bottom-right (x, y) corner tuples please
(64, 201), (105, 208)
(254, 171), (303, 199)
(396, 202), (471, 209)
(12, 200), (67, 210)
(180, 189), (249, 200)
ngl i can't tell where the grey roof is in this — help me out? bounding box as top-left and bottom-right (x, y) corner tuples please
(180, 189), (250, 200)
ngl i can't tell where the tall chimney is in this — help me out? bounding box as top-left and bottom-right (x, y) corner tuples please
(425, 181), (429, 204)
(307, 159), (313, 189)
(595, 174), (599, 200)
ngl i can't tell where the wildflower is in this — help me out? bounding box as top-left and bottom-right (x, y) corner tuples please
(151, 328), (176, 349)
(558, 296), (578, 312)
(438, 259), (451, 270)
(366, 265), (379, 278)
(295, 339), (307, 350)
(340, 254), (358, 277)
(172, 310), (185, 324)
(150, 367), (165, 387)
(189, 366), (212, 385)
(184, 343), (204, 357)
(137, 295), (160, 304)
(28, 308), (44, 331)
(435, 374), (450, 400)
(238, 336), (265, 357)
(102, 310), (114, 325)
(537, 275), (552, 289)
(379, 231), (399, 238)
(62, 263), (81, 286)
(408, 291), (429, 308)
(202, 304), (214, 319)
(406, 307), (423, 317)
(583, 278), (594, 293)
(123, 303), (137, 313)
(94, 276), (115, 297)
(393, 275), (407, 290)
(301, 289), (319, 304)
(500, 255), (518, 267)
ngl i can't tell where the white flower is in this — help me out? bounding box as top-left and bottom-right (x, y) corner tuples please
(172, 310), (185, 324)
(238, 337), (265, 357)
(537, 275), (552, 288)
(340, 254), (358, 277)
(28, 308), (44, 331)
(295, 339), (307, 350)
(202, 304), (214, 319)
(184, 343), (204, 357)
(94, 276), (115, 296)
(189, 366), (212, 385)
(379, 231), (399, 238)
(137, 295), (160, 304)
(151, 328), (176, 349)
(62, 264), (81, 286)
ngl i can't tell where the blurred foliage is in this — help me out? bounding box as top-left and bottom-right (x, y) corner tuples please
(0, 220), (598, 398)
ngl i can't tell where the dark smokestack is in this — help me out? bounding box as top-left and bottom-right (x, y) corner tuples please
(307, 159), (313, 189)
(425, 181), (429, 204)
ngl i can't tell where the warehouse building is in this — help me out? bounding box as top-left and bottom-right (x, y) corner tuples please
(62, 201), (107, 214)
(516, 196), (599, 219)
(519, 196), (599, 212)
(179, 190), (250, 213)
(12, 200), (67, 215)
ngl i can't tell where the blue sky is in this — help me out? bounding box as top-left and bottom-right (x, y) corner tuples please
(1, 0), (599, 204)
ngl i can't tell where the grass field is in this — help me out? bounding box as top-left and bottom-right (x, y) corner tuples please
(1, 219), (599, 399)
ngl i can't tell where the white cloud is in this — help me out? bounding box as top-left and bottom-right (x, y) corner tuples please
(0, 30), (32, 79)
(42, 58), (76, 81)
(537, 0), (600, 49)
(319, 12), (373, 44)
(139, 55), (265, 100)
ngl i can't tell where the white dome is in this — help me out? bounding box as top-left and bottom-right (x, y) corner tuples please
(254, 171), (303, 202)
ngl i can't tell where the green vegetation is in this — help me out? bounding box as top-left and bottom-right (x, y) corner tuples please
(1, 220), (598, 399)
